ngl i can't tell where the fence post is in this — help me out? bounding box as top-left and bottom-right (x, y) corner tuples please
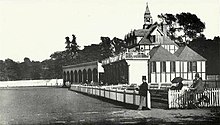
(109, 88), (111, 98)
(133, 90), (136, 105)
(91, 87), (93, 95)
(168, 90), (171, 109)
(158, 83), (161, 89)
(124, 90), (126, 103)
(146, 90), (151, 109)
(116, 89), (117, 101)
(104, 88), (105, 97)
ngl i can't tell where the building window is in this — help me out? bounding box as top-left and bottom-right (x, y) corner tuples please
(188, 61), (197, 72)
(192, 61), (197, 72)
(160, 61), (166, 72)
(150, 35), (156, 43)
(170, 61), (176, 72)
(188, 62), (192, 72)
(151, 62), (156, 73)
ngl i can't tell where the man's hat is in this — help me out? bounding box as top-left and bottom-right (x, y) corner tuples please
(142, 76), (146, 80)
(195, 73), (200, 78)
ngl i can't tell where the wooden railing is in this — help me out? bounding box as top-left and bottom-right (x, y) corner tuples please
(168, 88), (220, 108)
(102, 51), (150, 65)
(0, 79), (63, 87)
(70, 85), (151, 109)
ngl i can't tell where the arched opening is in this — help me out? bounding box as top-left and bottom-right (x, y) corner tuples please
(63, 71), (66, 84)
(93, 68), (98, 82)
(67, 71), (70, 82)
(70, 71), (73, 84)
(88, 69), (92, 82)
(74, 70), (77, 83)
(83, 69), (87, 83)
(78, 70), (82, 83)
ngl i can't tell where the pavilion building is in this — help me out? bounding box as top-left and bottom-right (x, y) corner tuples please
(101, 3), (206, 85)
(63, 3), (206, 86)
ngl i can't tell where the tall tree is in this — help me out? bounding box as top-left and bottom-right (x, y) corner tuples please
(99, 37), (114, 59)
(111, 37), (127, 55)
(158, 12), (205, 43)
(65, 34), (80, 58)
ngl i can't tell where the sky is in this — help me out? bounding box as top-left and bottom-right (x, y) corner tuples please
(0, 0), (220, 62)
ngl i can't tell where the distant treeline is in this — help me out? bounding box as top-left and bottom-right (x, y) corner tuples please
(0, 36), (219, 81)
(0, 36), (126, 81)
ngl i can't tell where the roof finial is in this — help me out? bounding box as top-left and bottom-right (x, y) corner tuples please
(145, 2), (150, 14)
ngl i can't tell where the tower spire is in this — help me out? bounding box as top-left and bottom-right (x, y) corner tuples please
(145, 2), (151, 15)
(143, 2), (153, 29)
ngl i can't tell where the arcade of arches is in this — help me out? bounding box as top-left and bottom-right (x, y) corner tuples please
(63, 68), (98, 84)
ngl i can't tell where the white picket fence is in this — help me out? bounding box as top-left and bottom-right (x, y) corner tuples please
(70, 85), (151, 109)
(168, 88), (220, 108)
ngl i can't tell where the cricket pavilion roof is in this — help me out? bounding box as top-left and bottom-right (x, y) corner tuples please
(174, 46), (206, 61)
(149, 45), (179, 61)
(130, 23), (178, 46)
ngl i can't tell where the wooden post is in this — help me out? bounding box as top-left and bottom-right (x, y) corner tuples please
(109, 88), (110, 98)
(104, 88), (105, 97)
(116, 89), (117, 101)
(146, 90), (151, 109)
(168, 90), (171, 109)
(124, 90), (126, 103)
(133, 90), (136, 105)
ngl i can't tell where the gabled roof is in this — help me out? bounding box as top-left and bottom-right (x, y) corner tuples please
(149, 45), (179, 61)
(161, 37), (178, 45)
(138, 24), (158, 45)
(134, 24), (157, 37)
(138, 37), (152, 45)
(174, 46), (206, 61)
(134, 29), (149, 37)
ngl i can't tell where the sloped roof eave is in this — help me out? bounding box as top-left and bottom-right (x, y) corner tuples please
(149, 46), (179, 62)
(174, 46), (207, 61)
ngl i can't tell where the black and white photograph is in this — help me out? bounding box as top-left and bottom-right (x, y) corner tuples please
(0, 0), (220, 124)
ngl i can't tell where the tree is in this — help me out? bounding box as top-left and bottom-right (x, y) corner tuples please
(158, 12), (205, 43)
(99, 36), (127, 59)
(111, 37), (127, 55)
(158, 13), (177, 40)
(189, 36), (220, 75)
(65, 34), (80, 58)
(19, 57), (33, 80)
(0, 60), (7, 81)
(4, 59), (19, 81)
(31, 61), (42, 79)
(99, 37), (114, 59)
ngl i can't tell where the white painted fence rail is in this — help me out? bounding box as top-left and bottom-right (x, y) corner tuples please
(0, 79), (63, 87)
(168, 88), (220, 108)
(70, 85), (151, 109)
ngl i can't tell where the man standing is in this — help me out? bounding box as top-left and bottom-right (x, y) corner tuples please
(138, 77), (148, 110)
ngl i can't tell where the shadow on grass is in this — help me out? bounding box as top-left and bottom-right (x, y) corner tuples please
(68, 89), (140, 110)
